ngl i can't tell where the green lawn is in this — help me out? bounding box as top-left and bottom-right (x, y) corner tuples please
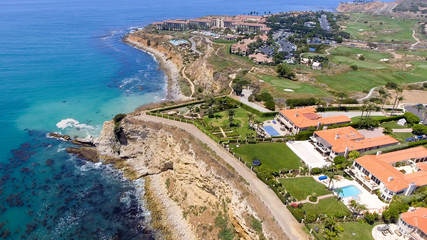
(308, 222), (375, 240)
(391, 132), (414, 142)
(261, 75), (330, 96)
(329, 46), (391, 61)
(318, 62), (427, 93)
(279, 177), (330, 201)
(230, 142), (301, 171)
(342, 13), (418, 43)
(350, 116), (384, 123)
(380, 121), (407, 129)
(203, 107), (273, 139)
(302, 197), (351, 217)
(331, 56), (388, 70)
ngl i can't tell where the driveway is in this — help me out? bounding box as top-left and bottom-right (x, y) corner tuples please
(240, 89), (272, 113)
(135, 114), (309, 240)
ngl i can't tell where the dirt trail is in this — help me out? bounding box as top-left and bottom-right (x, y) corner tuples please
(181, 67), (195, 98)
(411, 29), (421, 49)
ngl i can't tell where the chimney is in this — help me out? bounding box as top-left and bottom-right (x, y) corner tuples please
(335, 134), (340, 140)
(376, 151), (382, 155)
(388, 176), (394, 182)
(317, 122), (321, 129)
(295, 113), (299, 117)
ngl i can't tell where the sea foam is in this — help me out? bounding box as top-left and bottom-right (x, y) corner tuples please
(56, 118), (95, 130)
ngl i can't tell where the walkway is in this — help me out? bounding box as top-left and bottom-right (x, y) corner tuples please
(393, 128), (412, 133)
(295, 194), (334, 204)
(181, 67), (195, 98)
(411, 29), (421, 49)
(135, 114), (309, 240)
(358, 87), (378, 102)
(189, 37), (202, 55)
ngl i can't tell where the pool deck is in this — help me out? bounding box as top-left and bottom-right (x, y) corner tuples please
(372, 224), (406, 240)
(315, 177), (388, 213)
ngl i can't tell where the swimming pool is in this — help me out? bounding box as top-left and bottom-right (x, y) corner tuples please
(335, 185), (361, 198)
(263, 126), (281, 136)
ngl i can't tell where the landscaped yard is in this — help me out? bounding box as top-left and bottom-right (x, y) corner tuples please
(230, 142), (302, 171)
(302, 197), (351, 217)
(279, 177), (330, 201)
(203, 107), (273, 140)
(307, 222), (375, 240)
(380, 121), (407, 129)
(391, 132), (414, 142)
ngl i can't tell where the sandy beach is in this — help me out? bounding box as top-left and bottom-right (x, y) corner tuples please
(124, 35), (186, 101)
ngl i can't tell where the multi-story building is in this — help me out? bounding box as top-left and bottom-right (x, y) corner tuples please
(277, 107), (351, 134)
(312, 126), (399, 159)
(189, 19), (214, 29)
(398, 208), (427, 240)
(351, 147), (427, 201)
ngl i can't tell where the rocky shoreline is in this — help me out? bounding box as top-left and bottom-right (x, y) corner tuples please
(124, 35), (186, 101)
(62, 112), (290, 240)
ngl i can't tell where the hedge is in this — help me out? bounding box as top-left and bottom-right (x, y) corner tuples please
(149, 99), (205, 113)
(224, 96), (278, 117)
(317, 106), (381, 112)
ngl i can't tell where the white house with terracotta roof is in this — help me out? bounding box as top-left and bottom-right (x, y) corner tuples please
(277, 107), (351, 134)
(351, 147), (427, 201)
(312, 126), (399, 159)
(249, 53), (274, 65)
(398, 208), (427, 239)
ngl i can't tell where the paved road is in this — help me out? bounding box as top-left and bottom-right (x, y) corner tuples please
(135, 114), (309, 240)
(189, 37), (202, 55)
(240, 89), (272, 113)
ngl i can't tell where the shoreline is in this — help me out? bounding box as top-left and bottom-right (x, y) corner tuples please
(123, 35), (186, 101)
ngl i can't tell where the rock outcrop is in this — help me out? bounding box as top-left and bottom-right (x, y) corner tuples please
(93, 115), (287, 240)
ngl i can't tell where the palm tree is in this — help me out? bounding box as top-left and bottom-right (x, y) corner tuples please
(416, 104), (424, 113)
(326, 172), (336, 190)
(391, 87), (403, 116)
(380, 91), (391, 110)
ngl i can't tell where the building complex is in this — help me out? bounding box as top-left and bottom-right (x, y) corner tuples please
(398, 207), (427, 240)
(351, 147), (427, 201)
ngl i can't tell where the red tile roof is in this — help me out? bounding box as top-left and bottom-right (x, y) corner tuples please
(401, 208), (427, 234)
(314, 126), (399, 153)
(280, 107), (351, 129)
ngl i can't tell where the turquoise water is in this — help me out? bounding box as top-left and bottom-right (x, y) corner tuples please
(263, 126), (281, 136)
(336, 185), (362, 198)
(0, 0), (380, 238)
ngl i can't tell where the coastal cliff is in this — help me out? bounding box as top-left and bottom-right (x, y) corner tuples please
(92, 114), (288, 240)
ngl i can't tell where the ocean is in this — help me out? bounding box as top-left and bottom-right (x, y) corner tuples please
(0, 0), (376, 238)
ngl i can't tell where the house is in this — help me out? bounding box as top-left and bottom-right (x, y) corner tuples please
(307, 37), (322, 45)
(398, 208), (427, 239)
(312, 126), (399, 159)
(249, 53), (274, 64)
(277, 107), (351, 134)
(231, 43), (248, 56)
(351, 147), (427, 201)
(312, 62), (322, 70)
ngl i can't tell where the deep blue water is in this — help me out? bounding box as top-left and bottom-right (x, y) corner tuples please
(0, 0), (374, 238)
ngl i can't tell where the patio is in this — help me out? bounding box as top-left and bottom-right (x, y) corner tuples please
(372, 224), (406, 240)
(286, 140), (331, 169)
(262, 119), (289, 137)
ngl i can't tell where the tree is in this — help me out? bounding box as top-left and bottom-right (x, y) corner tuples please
(364, 212), (379, 225)
(379, 90), (391, 110)
(335, 92), (348, 109)
(412, 124), (427, 135)
(359, 55), (365, 61)
(404, 112), (421, 125)
(334, 156), (346, 165)
(147, 39), (151, 46)
(348, 151), (360, 160)
(350, 65), (358, 71)
(276, 63), (296, 79)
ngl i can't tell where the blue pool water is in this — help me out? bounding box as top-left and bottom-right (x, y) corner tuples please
(336, 185), (361, 198)
(264, 126), (281, 136)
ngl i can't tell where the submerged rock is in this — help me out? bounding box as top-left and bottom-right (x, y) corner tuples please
(48, 133), (71, 141)
(66, 147), (99, 163)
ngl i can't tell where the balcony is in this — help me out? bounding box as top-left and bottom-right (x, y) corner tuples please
(349, 169), (380, 192)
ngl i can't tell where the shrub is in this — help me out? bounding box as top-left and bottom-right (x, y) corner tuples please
(364, 212), (379, 225)
(333, 156), (346, 165)
(350, 65), (358, 71)
(412, 124), (427, 135)
(114, 113), (127, 123)
(294, 130), (313, 140)
(383, 126), (393, 134)
(276, 63), (296, 79)
(309, 195), (318, 202)
(404, 112), (421, 125)
(311, 168), (322, 175)
(287, 98), (317, 108)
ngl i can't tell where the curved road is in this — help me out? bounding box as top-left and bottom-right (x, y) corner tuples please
(135, 114), (309, 240)
(189, 37), (202, 55)
(358, 87), (378, 102)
